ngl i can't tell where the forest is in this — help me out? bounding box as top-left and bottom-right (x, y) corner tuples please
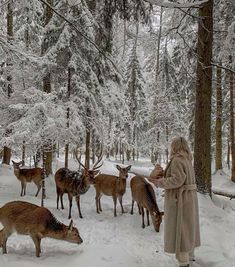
(0, 0), (235, 267)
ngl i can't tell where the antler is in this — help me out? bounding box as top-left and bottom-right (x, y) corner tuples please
(74, 149), (86, 170)
(92, 144), (103, 170)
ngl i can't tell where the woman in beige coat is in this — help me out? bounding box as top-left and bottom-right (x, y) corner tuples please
(150, 137), (200, 267)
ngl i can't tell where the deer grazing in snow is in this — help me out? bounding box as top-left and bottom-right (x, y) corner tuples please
(94, 164), (132, 217)
(0, 201), (83, 257)
(55, 149), (103, 219)
(130, 175), (164, 232)
(12, 160), (44, 197)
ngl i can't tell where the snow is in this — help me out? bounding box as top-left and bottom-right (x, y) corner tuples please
(1, 159), (235, 267)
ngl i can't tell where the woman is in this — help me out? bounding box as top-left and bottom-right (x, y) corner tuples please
(149, 137), (200, 267)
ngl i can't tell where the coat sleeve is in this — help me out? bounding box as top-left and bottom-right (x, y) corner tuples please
(157, 158), (186, 189)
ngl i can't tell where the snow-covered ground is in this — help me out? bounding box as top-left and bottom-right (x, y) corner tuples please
(0, 158), (235, 267)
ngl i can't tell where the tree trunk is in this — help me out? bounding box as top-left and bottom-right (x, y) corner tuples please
(65, 68), (71, 169)
(2, 147), (11, 165)
(85, 100), (91, 169)
(227, 134), (230, 170)
(215, 65), (223, 171)
(44, 143), (53, 176)
(122, 143), (125, 164)
(165, 125), (169, 163)
(91, 130), (95, 164)
(229, 57), (235, 182)
(7, 1), (13, 97)
(85, 130), (91, 169)
(3, 1), (14, 165)
(155, 7), (163, 86)
(194, 0), (213, 196)
(41, 0), (53, 176)
(22, 141), (26, 166)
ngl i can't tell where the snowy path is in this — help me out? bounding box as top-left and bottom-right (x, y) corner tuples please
(1, 160), (235, 267)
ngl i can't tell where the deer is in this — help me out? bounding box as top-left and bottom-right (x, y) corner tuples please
(55, 149), (103, 219)
(130, 175), (164, 232)
(0, 201), (83, 257)
(94, 164), (132, 217)
(12, 160), (44, 197)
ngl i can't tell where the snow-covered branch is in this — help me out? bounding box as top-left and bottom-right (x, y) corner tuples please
(144, 0), (209, 8)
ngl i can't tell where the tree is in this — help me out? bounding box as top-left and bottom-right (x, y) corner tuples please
(194, 0), (214, 196)
(2, 1), (13, 165)
(215, 65), (223, 171)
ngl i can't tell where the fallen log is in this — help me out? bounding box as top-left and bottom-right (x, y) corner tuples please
(212, 190), (235, 200)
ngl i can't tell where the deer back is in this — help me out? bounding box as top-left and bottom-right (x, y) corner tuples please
(18, 168), (43, 182)
(131, 176), (159, 213)
(55, 168), (89, 196)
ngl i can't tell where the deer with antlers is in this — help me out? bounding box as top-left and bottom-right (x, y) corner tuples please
(55, 149), (103, 219)
(12, 160), (44, 197)
(94, 164), (132, 217)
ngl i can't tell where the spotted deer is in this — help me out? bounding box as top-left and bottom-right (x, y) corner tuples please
(0, 201), (83, 257)
(130, 175), (164, 232)
(94, 165), (132, 217)
(55, 149), (103, 219)
(12, 160), (44, 197)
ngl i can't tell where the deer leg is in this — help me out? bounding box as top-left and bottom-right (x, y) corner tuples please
(20, 181), (24, 196)
(113, 195), (117, 217)
(118, 195), (125, 213)
(130, 200), (134, 215)
(23, 182), (27, 196)
(146, 210), (150, 226)
(76, 195), (83, 219)
(56, 187), (61, 209)
(68, 194), (73, 219)
(60, 193), (64, 209)
(31, 235), (41, 257)
(35, 182), (41, 197)
(98, 197), (102, 212)
(141, 207), (145, 228)
(2, 229), (11, 254)
(95, 192), (101, 214)
(137, 204), (141, 215)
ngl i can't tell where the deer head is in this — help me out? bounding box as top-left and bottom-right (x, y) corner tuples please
(116, 165), (132, 179)
(151, 211), (164, 232)
(12, 160), (23, 169)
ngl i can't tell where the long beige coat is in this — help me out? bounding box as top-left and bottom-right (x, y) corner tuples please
(157, 156), (200, 253)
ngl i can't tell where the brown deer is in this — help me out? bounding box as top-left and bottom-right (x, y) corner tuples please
(12, 160), (44, 197)
(94, 165), (131, 217)
(130, 175), (164, 232)
(0, 201), (83, 257)
(55, 150), (103, 219)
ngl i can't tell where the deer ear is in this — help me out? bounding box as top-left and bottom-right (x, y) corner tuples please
(68, 219), (73, 230)
(126, 165), (132, 171)
(116, 165), (121, 171)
